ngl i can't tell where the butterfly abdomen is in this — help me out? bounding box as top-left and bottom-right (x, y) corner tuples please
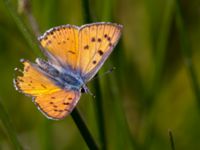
(60, 73), (82, 86)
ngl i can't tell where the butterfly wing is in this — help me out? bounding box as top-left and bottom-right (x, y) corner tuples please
(39, 25), (79, 70)
(14, 60), (81, 119)
(77, 23), (122, 82)
(14, 60), (60, 96)
(35, 89), (80, 120)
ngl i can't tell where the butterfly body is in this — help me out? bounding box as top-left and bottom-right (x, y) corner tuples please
(36, 58), (85, 92)
(14, 22), (122, 120)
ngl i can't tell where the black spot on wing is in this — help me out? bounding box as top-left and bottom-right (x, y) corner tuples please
(68, 50), (76, 54)
(25, 66), (30, 72)
(109, 43), (113, 47)
(91, 37), (95, 42)
(107, 37), (111, 41)
(41, 84), (47, 89)
(44, 36), (48, 41)
(63, 102), (70, 105)
(84, 45), (89, 49)
(97, 38), (102, 42)
(92, 60), (97, 64)
(46, 40), (52, 46)
(98, 50), (104, 56)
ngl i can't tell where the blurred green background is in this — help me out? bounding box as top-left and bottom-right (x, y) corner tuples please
(0, 0), (200, 149)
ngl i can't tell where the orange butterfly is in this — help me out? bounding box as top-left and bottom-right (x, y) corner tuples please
(14, 22), (122, 120)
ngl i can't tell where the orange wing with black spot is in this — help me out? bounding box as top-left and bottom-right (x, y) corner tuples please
(39, 25), (79, 70)
(35, 89), (80, 120)
(77, 23), (122, 81)
(14, 60), (80, 119)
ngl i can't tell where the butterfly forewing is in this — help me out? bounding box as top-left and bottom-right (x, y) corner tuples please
(14, 60), (60, 96)
(39, 25), (79, 69)
(78, 23), (122, 82)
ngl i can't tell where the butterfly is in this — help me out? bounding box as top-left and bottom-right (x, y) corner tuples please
(14, 22), (122, 120)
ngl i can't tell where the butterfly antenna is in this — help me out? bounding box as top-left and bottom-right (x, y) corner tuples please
(91, 67), (116, 81)
(82, 84), (96, 98)
(88, 89), (96, 99)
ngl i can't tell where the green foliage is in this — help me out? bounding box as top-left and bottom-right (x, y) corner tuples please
(0, 0), (200, 149)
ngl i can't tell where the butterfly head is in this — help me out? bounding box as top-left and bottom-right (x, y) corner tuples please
(80, 84), (95, 97)
(80, 84), (89, 93)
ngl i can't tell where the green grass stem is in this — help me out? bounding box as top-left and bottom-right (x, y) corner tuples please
(175, 0), (200, 106)
(148, 0), (175, 108)
(82, 0), (92, 23)
(81, 0), (108, 149)
(143, 0), (175, 149)
(168, 130), (175, 150)
(3, 0), (41, 56)
(71, 108), (99, 150)
(0, 99), (23, 150)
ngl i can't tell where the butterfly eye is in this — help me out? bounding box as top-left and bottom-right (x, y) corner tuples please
(81, 88), (86, 93)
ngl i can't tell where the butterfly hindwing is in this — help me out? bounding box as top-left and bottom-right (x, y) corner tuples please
(35, 90), (80, 120)
(77, 23), (122, 81)
(39, 25), (79, 69)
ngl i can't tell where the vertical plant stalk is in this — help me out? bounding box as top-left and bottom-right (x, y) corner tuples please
(0, 99), (23, 150)
(168, 130), (175, 150)
(3, 0), (41, 56)
(148, 0), (175, 108)
(81, 0), (107, 149)
(114, 41), (145, 150)
(175, 0), (200, 106)
(37, 119), (54, 150)
(143, 0), (175, 149)
(93, 79), (107, 150)
(71, 108), (99, 150)
(107, 69), (142, 150)
(82, 0), (92, 23)
(19, 0), (40, 37)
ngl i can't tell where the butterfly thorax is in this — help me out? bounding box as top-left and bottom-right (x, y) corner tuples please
(36, 58), (84, 91)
